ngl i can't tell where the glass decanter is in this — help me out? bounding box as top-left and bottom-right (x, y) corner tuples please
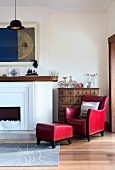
(68, 76), (78, 88)
(58, 77), (68, 88)
(62, 77), (68, 87)
(68, 76), (73, 88)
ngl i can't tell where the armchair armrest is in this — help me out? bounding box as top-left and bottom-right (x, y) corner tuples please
(86, 107), (106, 134)
(64, 107), (80, 120)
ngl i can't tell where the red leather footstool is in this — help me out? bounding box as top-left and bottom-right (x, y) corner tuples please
(36, 123), (73, 148)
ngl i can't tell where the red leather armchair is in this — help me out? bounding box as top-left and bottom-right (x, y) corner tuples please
(64, 95), (109, 141)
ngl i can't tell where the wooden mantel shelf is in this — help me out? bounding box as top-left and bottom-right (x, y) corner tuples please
(0, 76), (58, 82)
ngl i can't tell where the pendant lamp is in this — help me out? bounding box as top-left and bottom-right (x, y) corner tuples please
(7, 0), (24, 30)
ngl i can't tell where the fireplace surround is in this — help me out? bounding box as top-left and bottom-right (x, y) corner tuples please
(0, 80), (54, 131)
(0, 82), (34, 130)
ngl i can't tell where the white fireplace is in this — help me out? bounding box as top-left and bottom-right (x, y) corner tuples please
(0, 82), (34, 130)
(0, 81), (53, 131)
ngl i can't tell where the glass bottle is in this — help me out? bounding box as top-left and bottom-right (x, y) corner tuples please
(62, 77), (68, 87)
(68, 76), (73, 88)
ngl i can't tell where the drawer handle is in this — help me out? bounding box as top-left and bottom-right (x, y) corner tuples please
(77, 100), (79, 102)
(70, 100), (71, 102)
(62, 92), (63, 94)
(93, 92), (95, 93)
(62, 100), (63, 102)
(77, 92), (79, 94)
(70, 92), (71, 94)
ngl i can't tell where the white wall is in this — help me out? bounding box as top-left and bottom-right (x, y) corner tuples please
(0, 6), (109, 122)
(49, 9), (107, 92)
(107, 0), (115, 37)
(49, 9), (108, 121)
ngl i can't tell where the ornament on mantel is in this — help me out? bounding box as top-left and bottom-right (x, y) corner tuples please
(26, 60), (38, 76)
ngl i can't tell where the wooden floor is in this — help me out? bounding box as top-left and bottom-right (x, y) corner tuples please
(0, 131), (115, 170)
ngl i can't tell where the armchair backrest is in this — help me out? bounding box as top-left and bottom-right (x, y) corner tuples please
(82, 95), (109, 110)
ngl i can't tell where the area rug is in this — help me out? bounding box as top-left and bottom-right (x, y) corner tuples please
(0, 142), (60, 167)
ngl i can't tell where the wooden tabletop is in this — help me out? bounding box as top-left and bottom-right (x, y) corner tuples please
(0, 76), (58, 82)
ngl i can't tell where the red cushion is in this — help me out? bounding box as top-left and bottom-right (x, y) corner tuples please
(67, 118), (86, 134)
(36, 123), (73, 141)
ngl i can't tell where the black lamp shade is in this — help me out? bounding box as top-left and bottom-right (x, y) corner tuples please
(7, 19), (24, 30)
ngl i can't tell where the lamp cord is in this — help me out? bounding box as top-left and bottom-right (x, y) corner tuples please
(15, 0), (16, 20)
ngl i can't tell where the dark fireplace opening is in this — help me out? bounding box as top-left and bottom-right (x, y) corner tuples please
(0, 107), (20, 121)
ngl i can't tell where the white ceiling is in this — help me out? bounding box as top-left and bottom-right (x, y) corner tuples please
(0, 0), (113, 11)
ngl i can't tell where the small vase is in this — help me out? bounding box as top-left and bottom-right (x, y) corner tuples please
(68, 76), (73, 88)
(62, 77), (68, 87)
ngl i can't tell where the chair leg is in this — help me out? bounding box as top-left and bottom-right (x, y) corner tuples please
(100, 131), (104, 136)
(51, 141), (56, 149)
(37, 138), (41, 145)
(87, 135), (91, 142)
(68, 138), (72, 144)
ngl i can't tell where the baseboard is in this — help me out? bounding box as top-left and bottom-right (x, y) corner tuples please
(105, 121), (111, 132)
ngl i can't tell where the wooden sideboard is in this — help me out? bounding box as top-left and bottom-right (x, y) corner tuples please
(58, 88), (100, 123)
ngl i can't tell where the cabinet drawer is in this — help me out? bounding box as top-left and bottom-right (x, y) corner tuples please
(91, 89), (99, 96)
(58, 105), (73, 111)
(82, 89), (91, 95)
(74, 96), (82, 104)
(66, 97), (74, 104)
(59, 89), (66, 96)
(58, 112), (65, 123)
(58, 105), (66, 111)
(74, 89), (82, 96)
(67, 89), (74, 96)
(59, 96), (67, 104)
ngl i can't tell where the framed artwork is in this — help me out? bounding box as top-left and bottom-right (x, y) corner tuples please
(8, 68), (20, 77)
(0, 22), (39, 65)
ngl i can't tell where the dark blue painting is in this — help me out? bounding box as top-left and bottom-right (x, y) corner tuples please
(0, 28), (35, 62)
(0, 29), (18, 61)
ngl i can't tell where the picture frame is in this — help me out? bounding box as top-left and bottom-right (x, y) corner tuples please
(8, 68), (20, 77)
(0, 22), (39, 66)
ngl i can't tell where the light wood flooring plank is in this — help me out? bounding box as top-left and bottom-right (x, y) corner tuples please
(0, 131), (115, 170)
